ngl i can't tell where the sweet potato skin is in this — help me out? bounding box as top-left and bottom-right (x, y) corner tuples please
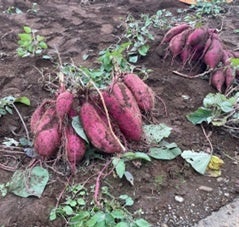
(56, 90), (74, 119)
(34, 123), (61, 158)
(203, 37), (224, 69)
(30, 99), (54, 134)
(65, 125), (86, 172)
(123, 73), (155, 112)
(161, 24), (191, 44)
(210, 69), (225, 93)
(80, 102), (122, 154)
(102, 82), (143, 141)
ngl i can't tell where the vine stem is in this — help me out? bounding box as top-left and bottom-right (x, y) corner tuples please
(94, 159), (112, 207)
(12, 103), (30, 142)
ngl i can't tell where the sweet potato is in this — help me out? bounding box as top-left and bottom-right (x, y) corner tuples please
(123, 73), (155, 112)
(30, 99), (55, 134)
(64, 125), (86, 173)
(210, 69), (225, 93)
(186, 27), (209, 50)
(34, 123), (61, 158)
(102, 82), (143, 141)
(34, 105), (57, 134)
(80, 102), (122, 154)
(169, 28), (192, 60)
(224, 66), (235, 89)
(160, 23), (191, 44)
(56, 90), (74, 120)
(203, 37), (224, 68)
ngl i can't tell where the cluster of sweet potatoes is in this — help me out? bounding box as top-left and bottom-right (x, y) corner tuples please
(161, 23), (239, 93)
(30, 74), (155, 173)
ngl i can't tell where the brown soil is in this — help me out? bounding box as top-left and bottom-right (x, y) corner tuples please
(0, 0), (239, 227)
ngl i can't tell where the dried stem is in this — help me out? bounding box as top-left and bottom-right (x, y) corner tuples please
(12, 103), (30, 142)
(173, 68), (213, 79)
(201, 124), (213, 154)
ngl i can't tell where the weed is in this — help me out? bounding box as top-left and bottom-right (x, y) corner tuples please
(190, 0), (227, 17)
(50, 184), (151, 227)
(3, 6), (23, 14)
(16, 26), (48, 57)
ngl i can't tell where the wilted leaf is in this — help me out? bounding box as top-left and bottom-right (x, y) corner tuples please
(124, 171), (134, 186)
(181, 150), (211, 175)
(149, 142), (181, 160)
(121, 152), (151, 161)
(207, 155), (224, 170)
(72, 116), (89, 143)
(8, 166), (49, 198)
(143, 124), (172, 144)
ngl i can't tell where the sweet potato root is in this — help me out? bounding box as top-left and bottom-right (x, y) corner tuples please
(80, 102), (122, 154)
(123, 73), (155, 112)
(102, 82), (143, 141)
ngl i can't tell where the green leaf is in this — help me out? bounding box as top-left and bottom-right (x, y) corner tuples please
(77, 198), (86, 206)
(186, 107), (213, 125)
(18, 33), (32, 41)
(15, 96), (30, 106)
(115, 222), (129, 227)
(23, 26), (32, 33)
(181, 150), (211, 175)
(8, 166), (49, 198)
(134, 218), (151, 227)
(121, 152), (151, 161)
(63, 205), (74, 215)
(119, 194), (134, 206)
(149, 141), (181, 160)
(49, 208), (57, 221)
(39, 41), (48, 49)
(111, 209), (126, 220)
(129, 55), (138, 63)
(72, 116), (89, 143)
(69, 211), (90, 224)
(143, 124), (172, 144)
(138, 45), (149, 56)
(112, 158), (125, 178)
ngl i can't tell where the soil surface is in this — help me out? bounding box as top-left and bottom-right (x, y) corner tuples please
(0, 1), (239, 227)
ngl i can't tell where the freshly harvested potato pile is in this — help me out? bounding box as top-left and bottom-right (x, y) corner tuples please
(161, 23), (239, 93)
(30, 74), (155, 173)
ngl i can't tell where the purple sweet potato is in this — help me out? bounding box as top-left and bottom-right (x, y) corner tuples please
(161, 23), (191, 44)
(34, 123), (61, 158)
(123, 73), (155, 112)
(56, 90), (74, 120)
(64, 125), (86, 173)
(30, 99), (55, 134)
(210, 69), (225, 93)
(203, 37), (224, 68)
(224, 66), (235, 89)
(102, 82), (143, 141)
(80, 102), (122, 154)
(169, 28), (192, 59)
(34, 105), (57, 134)
(186, 27), (209, 50)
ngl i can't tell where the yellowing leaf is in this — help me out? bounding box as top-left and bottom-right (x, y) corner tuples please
(207, 155), (224, 170)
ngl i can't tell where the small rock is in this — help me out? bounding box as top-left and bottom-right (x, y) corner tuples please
(175, 195), (184, 203)
(198, 185), (213, 192)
